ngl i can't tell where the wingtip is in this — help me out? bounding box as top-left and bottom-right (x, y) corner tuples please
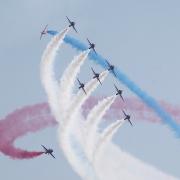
(121, 96), (125, 102)
(130, 121), (134, 127)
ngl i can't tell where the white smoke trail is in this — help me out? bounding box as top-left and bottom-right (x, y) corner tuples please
(40, 27), (93, 179)
(58, 49), (90, 113)
(58, 127), (96, 180)
(93, 119), (124, 164)
(58, 71), (108, 180)
(61, 70), (108, 146)
(58, 115), (98, 180)
(63, 70), (109, 129)
(95, 142), (178, 180)
(40, 27), (69, 123)
(55, 49), (97, 179)
(84, 95), (117, 161)
(40, 27), (177, 180)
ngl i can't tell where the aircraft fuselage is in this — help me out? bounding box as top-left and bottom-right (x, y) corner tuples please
(93, 73), (99, 78)
(89, 44), (95, 49)
(45, 149), (53, 154)
(125, 115), (130, 120)
(117, 90), (122, 95)
(69, 22), (75, 27)
(108, 65), (114, 71)
(79, 84), (85, 88)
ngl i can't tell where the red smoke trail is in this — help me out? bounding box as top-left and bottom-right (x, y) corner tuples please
(0, 96), (179, 159)
(82, 97), (180, 124)
(0, 103), (56, 159)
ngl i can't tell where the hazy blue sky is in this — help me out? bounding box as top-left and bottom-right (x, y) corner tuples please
(0, 0), (180, 179)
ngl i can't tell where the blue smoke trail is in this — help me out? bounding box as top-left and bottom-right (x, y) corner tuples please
(47, 30), (180, 137)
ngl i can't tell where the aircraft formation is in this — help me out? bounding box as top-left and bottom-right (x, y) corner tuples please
(40, 16), (133, 159)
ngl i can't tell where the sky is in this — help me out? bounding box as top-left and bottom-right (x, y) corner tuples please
(0, 0), (180, 179)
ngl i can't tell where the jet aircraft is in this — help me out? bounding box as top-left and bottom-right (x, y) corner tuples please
(77, 78), (87, 95)
(114, 84), (124, 101)
(122, 110), (133, 126)
(40, 24), (48, 40)
(66, 16), (78, 33)
(91, 68), (102, 85)
(105, 60), (116, 77)
(41, 145), (55, 159)
(87, 38), (97, 54)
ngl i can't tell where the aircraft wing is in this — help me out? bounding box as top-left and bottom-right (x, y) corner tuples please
(91, 68), (96, 75)
(41, 145), (48, 151)
(73, 26), (78, 33)
(97, 77), (102, 85)
(87, 38), (91, 45)
(114, 84), (118, 92)
(128, 119), (133, 126)
(66, 16), (71, 23)
(120, 94), (124, 102)
(93, 48), (97, 54)
(122, 110), (127, 117)
(44, 24), (48, 31)
(105, 59), (110, 66)
(50, 153), (56, 159)
(82, 87), (87, 95)
(40, 34), (43, 40)
(112, 70), (117, 77)
(77, 78), (81, 85)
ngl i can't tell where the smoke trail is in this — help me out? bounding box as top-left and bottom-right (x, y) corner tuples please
(0, 104), (54, 159)
(83, 97), (180, 124)
(56, 49), (98, 179)
(0, 106), (178, 179)
(41, 29), (94, 178)
(84, 96), (116, 161)
(1, 95), (179, 159)
(0, 145), (43, 159)
(58, 115), (98, 180)
(92, 120), (124, 180)
(95, 142), (178, 180)
(93, 119), (124, 164)
(58, 71), (108, 179)
(57, 49), (92, 177)
(63, 70), (108, 129)
(59, 71), (109, 154)
(58, 49), (90, 114)
(47, 31), (180, 137)
(41, 27), (69, 124)
(42, 28), (106, 179)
